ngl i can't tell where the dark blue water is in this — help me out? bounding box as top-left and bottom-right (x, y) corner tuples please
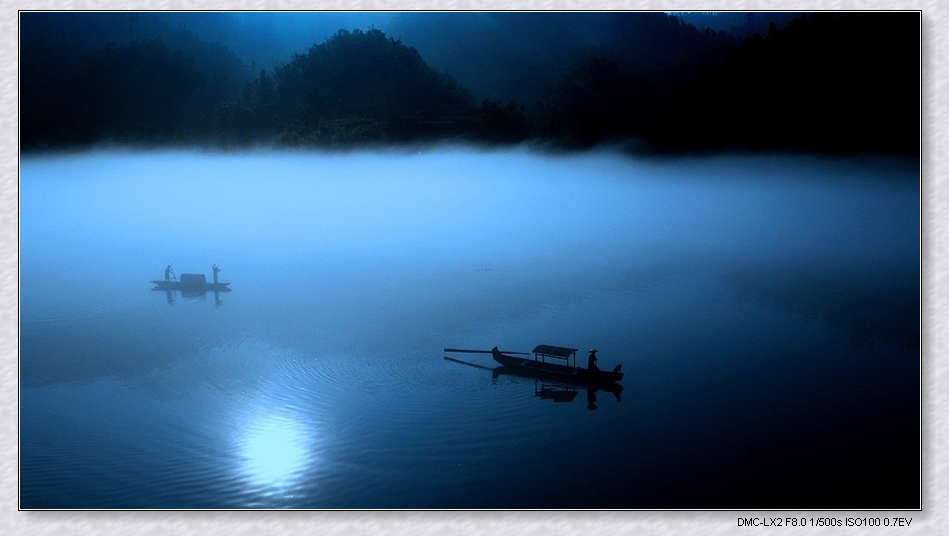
(19, 149), (919, 509)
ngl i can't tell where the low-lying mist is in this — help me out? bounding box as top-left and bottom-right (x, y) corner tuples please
(20, 148), (919, 382)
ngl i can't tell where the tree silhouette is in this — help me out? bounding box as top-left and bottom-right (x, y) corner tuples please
(476, 99), (528, 143)
(259, 28), (476, 145)
(538, 56), (660, 147)
(648, 12), (919, 155)
(21, 28), (250, 149)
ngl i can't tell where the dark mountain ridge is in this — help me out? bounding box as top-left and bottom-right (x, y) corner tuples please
(19, 11), (920, 155)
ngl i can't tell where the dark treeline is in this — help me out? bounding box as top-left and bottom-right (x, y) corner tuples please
(20, 12), (919, 155)
(21, 22), (251, 148)
(220, 28), (478, 147)
(649, 13), (920, 154)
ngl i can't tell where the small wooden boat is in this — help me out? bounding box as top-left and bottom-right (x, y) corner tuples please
(151, 273), (231, 292)
(491, 345), (623, 385)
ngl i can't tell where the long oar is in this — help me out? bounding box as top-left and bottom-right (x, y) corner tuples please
(443, 356), (496, 370)
(444, 347), (531, 356)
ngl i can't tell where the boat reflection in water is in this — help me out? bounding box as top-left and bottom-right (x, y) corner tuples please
(158, 288), (228, 307)
(491, 366), (623, 410)
(534, 383), (578, 403)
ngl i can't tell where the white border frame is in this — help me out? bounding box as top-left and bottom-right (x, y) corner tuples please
(8, 1), (937, 534)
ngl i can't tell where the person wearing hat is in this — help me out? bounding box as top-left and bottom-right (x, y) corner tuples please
(587, 349), (599, 372)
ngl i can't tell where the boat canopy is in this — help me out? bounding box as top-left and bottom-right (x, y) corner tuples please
(179, 273), (208, 286)
(532, 345), (578, 359)
(532, 345), (579, 367)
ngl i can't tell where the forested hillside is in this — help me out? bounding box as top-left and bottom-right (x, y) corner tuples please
(19, 12), (919, 155)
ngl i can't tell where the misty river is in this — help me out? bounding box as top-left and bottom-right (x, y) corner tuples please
(19, 148), (919, 509)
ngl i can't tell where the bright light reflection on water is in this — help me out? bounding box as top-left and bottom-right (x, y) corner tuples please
(237, 413), (313, 492)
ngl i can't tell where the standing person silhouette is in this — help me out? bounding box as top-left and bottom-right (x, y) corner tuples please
(165, 265), (174, 281)
(212, 264), (221, 284)
(587, 349), (599, 371)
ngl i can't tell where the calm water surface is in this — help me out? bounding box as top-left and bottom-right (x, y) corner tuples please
(19, 149), (919, 509)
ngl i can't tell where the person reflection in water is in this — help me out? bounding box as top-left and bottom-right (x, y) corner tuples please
(213, 264), (220, 284)
(587, 349), (599, 372)
(587, 387), (598, 411)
